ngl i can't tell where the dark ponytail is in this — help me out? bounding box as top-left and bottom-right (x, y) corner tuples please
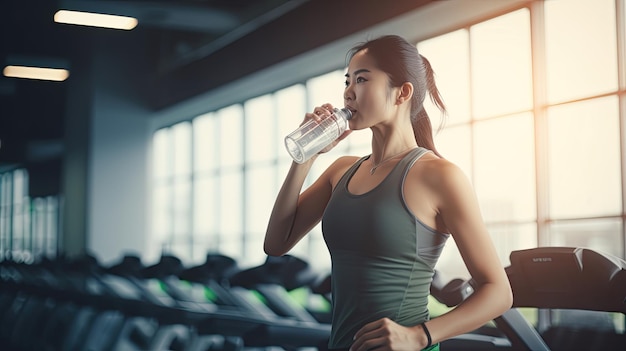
(413, 54), (446, 157)
(348, 35), (447, 157)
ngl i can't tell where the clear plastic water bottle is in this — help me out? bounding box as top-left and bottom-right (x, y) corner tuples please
(284, 107), (353, 164)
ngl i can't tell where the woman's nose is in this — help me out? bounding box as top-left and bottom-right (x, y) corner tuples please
(344, 89), (354, 101)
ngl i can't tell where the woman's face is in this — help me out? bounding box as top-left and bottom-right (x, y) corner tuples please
(344, 50), (397, 130)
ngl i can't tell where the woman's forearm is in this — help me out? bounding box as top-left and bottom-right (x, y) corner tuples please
(264, 158), (316, 256)
(420, 279), (513, 345)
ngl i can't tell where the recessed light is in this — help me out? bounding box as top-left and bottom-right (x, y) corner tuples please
(3, 65), (70, 82)
(54, 9), (138, 30)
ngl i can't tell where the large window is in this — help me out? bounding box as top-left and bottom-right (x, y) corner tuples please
(152, 0), (626, 283)
(417, 0), (625, 278)
(415, 0), (625, 332)
(0, 169), (60, 261)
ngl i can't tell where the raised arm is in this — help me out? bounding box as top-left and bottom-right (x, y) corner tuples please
(264, 155), (355, 256)
(264, 158), (323, 256)
(264, 103), (352, 256)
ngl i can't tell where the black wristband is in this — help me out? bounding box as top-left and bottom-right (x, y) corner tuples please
(421, 322), (432, 348)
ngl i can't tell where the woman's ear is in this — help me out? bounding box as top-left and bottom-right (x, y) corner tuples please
(397, 82), (414, 104)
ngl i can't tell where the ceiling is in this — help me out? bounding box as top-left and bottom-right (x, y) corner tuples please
(0, 0), (432, 170)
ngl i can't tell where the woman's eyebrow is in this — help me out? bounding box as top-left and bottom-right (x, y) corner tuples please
(345, 68), (371, 77)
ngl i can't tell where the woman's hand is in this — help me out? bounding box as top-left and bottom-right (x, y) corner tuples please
(305, 103), (352, 154)
(350, 318), (429, 351)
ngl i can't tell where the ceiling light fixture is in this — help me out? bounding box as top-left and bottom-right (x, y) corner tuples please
(3, 65), (70, 82)
(54, 9), (138, 30)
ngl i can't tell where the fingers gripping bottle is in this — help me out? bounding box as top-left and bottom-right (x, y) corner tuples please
(284, 107), (353, 164)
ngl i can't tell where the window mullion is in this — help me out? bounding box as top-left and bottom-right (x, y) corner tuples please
(616, 0), (626, 259)
(529, 1), (550, 248)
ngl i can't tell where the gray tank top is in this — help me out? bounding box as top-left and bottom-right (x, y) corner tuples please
(322, 147), (450, 348)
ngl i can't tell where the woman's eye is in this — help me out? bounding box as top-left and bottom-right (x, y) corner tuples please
(345, 77), (366, 87)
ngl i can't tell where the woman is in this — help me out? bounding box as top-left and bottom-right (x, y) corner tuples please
(264, 35), (512, 351)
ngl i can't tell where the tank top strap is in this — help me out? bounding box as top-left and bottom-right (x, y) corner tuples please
(401, 147), (431, 173)
(386, 147), (431, 185)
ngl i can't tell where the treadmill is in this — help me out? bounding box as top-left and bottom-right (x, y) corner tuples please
(433, 246), (625, 351)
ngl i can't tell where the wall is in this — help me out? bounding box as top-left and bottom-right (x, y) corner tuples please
(86, 29), (152, 265)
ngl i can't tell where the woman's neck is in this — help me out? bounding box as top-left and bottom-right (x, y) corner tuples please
(370, 126), (417, 164)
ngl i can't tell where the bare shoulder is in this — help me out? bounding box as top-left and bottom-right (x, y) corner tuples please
(414, 153), (467, 185)
(322, 155), (362, 186)
(410, 153), (474, 204)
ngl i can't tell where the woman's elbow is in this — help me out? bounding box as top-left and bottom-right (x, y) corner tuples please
(263, 242), (286, 257)
(480, 278), (514, 317)
(498, 281), (514, 314)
